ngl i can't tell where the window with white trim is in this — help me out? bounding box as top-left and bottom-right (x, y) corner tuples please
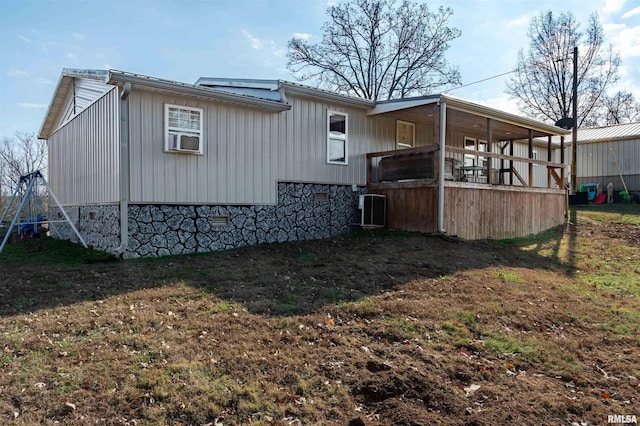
(327, 110), (348, 165)
(396, 120), (415, 148)
(165, 104), (203, 154)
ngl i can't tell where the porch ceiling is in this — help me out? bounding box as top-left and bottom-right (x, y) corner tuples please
(370, 94), (570, 143)
(380, 105), (556, 142)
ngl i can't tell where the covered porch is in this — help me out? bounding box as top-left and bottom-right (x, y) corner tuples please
(366, 94), (571, 240)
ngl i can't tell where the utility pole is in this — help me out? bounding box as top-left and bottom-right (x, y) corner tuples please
(571, 46), (578, 194)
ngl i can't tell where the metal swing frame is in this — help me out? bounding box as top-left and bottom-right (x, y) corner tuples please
(0, 170), (87, 255)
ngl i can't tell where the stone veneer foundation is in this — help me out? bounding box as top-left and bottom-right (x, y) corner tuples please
(50, 183), (365, 259)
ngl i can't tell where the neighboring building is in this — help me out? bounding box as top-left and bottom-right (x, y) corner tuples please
(39, 68), (570, 258)
(563, 123), (640, 193)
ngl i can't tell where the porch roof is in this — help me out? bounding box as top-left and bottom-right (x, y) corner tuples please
(367, 93), (571, 142)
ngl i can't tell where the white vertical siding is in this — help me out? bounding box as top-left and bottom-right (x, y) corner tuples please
(128, 91), (283, 204)
(276, 94), (396, 186)
(568, 138), (640, 190)
(47, 87), (120, 205)
(510, 142), (553, 187)
(128, 91), (400, 205)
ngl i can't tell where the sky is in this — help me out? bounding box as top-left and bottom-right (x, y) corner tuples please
(1, 0), (639, 140)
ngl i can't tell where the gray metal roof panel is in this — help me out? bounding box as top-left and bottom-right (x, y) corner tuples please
(107, 70), (290, 111)
(574, 122), (640, 142)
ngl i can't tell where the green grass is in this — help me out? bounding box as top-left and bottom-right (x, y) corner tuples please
(210, 302), (232, 314)
(573, 204), (640, 225)
(391, 317), (419, 334)
(496, 270), (524, 283)
(338, 296), (383, 318)
(484, 335), (537, 359)
(0, 237), (116, 265)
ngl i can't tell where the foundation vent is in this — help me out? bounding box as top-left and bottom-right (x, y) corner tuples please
(209, 215), (230, 226)
(314, 192), (329, 202)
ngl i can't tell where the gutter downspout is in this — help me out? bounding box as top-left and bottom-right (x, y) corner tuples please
(115, 82), (131, 257)
(437, 98), (446, 234)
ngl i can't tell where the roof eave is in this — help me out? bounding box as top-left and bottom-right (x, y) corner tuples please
(366, 95), (440, 115)
(441, 94), (571, 137)
(279, 81), (375, 109)
(38, 74), (72, 139)
(108, 70), (291, 112)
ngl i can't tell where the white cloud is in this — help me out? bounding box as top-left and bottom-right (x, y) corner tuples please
(17, 34), (32, 43)
(601, 0), (626, 15)
(293, 32), (311, 41)
(505, 13), (532, 30)
(67, 52), (78, 61)
(36, 77), (54, 85)
(72, 32), (84, 41)
(472, 93), (521, 116)
(18, 102), (47, 109)
(243, 30), (263, 50)
(242, 30), (285, 57)
(605, 23), (640, 59)
(622, 6), (640, 18)
(6, 69), (28, 77)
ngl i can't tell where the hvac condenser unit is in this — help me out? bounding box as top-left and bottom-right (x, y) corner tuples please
(359, 194), (386, 228)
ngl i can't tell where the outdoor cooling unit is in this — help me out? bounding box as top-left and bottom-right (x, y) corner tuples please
(359, 194), (386, 228)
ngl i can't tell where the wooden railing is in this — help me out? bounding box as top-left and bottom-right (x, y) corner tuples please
(366, 145), (566, 189)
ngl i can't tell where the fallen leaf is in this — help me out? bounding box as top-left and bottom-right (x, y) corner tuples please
(464, 384), (481, 397)
(600, 392), (611, 399)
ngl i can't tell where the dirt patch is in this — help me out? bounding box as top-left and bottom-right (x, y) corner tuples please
(0, 215), (638, 425)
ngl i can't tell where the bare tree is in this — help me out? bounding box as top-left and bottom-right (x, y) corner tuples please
(506, 11), (620, 127)
(0, 132), (48, 195)
(596, 91), (640, 125)
(287, 0), (461, 100)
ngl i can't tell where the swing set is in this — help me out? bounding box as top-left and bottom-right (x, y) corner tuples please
(0, 170), (87, 255)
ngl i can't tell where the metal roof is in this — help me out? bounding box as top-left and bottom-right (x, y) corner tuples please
(196, 77), (376, 108)
(573, 122), (640, 143)
(107, 70), (291, 111)
(39, 69), (293, 139)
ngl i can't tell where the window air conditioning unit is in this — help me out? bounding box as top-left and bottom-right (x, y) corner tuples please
(359, 194), (386, 228)
(168, 132), (201, 153)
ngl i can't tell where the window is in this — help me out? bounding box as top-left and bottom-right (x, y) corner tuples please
(464, 137), (476, 168)
(463, 137), (488, 180)
(165, 104), (203, 154)
(396, 120), (415, 148)
(477, 141), (488, 175)
(327, 111), (348, 165)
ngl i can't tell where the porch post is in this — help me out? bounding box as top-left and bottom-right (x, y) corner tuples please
(486, 118), (492, 184)
(560, 135), (565, 186)
(547, 135), (552, 188)
(509, 141), (514, 185)
(437, 98), (447, 234)
(528, 129), (533, 187)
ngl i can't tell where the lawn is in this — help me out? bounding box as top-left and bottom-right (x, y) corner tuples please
(0, 204), (638, 425)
